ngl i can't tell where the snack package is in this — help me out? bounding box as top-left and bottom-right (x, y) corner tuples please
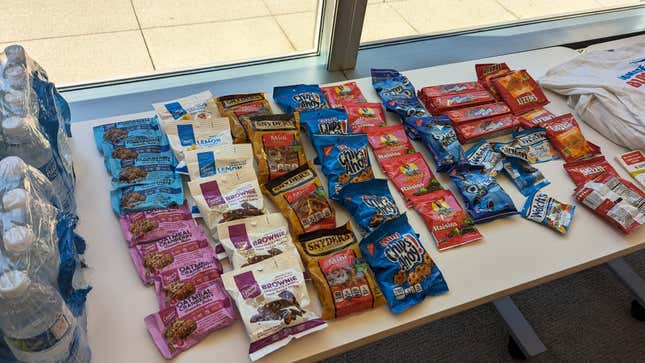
(491, 70), (549, 115)
(542, 114), (600, 162)
(102, 136), (175, 178)
(418, 82), (483, 99)
(444, 102), (511, 124)
(109, 158), (177, 189)
(475, 63), (511, 100)
(617, 150), (645, 188)
(187, 168), (264, 231)
(154, 257), (223, 309)
(337, 179), (400, 234)
(243, 113), (307, 185)
(184, 144), (254, 180)
(453, 114), (520, 144)
(563, 155), (619, 186)
(367, 124), (415, 162)
(145, 279), (235, 359)
(574, 173), (645, 234)
(517, 108), (556, 129)
(404, 115), (464, 172)
(413, 189), (483, 250)
(494, 128), (559, 164)
(152, 91), (218, 128)
(371, 69), (431, 120)
(521, 191), (575, 235)
(423, 90), (495, 114)
(299, 108), (350, 137)
(380, 152), (443, 206)
(343, 102), (387, 133)
(273, 84), (328, 113)
(111, 174), (184, 216)
(359, 214), (449, 314)
(312, 134), (374, 200)
(221, 250), (328, 361)
(119, 202), (200, 246)
(297, 223), (386, 320)
(164, 117), (233, 167)
(92, 117), (161, 153)
(215, 93), (273, 143)
(264, 163), (336, 234)
(501, 157), (550, 196)
(448, 163), (518, 223)
(216, 213), (296, 270)
(464, 140), (503, 177)
(320, 81), (366, 108)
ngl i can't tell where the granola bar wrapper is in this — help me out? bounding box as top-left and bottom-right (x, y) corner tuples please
(359, 214), (449, 314)
(521, 190), (575, 235)
(264, 163), (336, 235)
(92, 116), (161, 154)
(453, 113), (520, 144)
(152, 91), (219, 129)
(542, 114), (600, 162)
(221, 250), (328, 361)
(243, 113), (307, 185)
(337, 179), (400, 234)
(412, 189), (483, 251)
(110, 174), (184, 216)
(216, 213), (299, 270)
(475, 63), (511, 100)
(343, 102), (386, 133)
(563, 155), (619, 186)
(518, 108), (556, 129)
(320, 81), (367, 108)
(297, 223), (386, 320)
(273, 84), (329, 113)
(187, 168), (264, 231)
(154, 255), (224, 309)
(102, 136), (176, 183)
(422, 90), (495, 114)
(380, 152), (443, 207)
(464, 140), (503, 177)
(491, 70), (549, 115)
(367, 124), (415, 163)
(299, 108), (350, 138)
(444, 102), (510, 124)
(119, 201), (199, 246)
(184, 144), (253, 180)
(215, 93), (273, 143)
(145, 278), (235, 359)
(574, 173), (645, 234)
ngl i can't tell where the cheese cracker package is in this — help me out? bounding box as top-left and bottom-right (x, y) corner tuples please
(215, 93), (273, 143)
(542, 114), (600, 162)
(491, 70), (548, 114)
(563, 155), (619, 186)
(184, 144), (253, 180)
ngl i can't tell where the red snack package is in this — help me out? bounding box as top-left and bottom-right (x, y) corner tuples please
(574, 173), (645, 234)
(320, 81), (366, 108)
(412, 189), (483, 251)
(475, 63), (511, 100)
(453, 114), (520, 144)
(119, 202), (198, 246)
(418, 82), (483, 99)
(424, 90), (495, 114)
(518, 108), (556, 129)
(563, 155), (619, 186)
(380, 152), (443, 206)
(367, 124), (415, 162)
(491, 70), (549, 114)
(542, 113), (599, 162)
(444, 102), (511, 124)
(343, 102), (386, 133)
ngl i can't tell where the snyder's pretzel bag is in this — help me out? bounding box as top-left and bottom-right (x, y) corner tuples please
(297, 223), (386, 320)
(494, 128), (559, 164)
(222, 250), (328, 361)
(216, 213), (297, 270)
(563, 155), (619, 186)
(453, 114), (519, 144)
(312, 134), (374, 200)
(187, 168), (264, 230)
(154, 257), (223, 310)
(264, 163), (336, 235)
(320, 81), (366, 108)
(164, 117), (232, 166)
(119, 202), (200, 246)
(343, 102), (386, 133)
(184, 144), (253, 180)
(542, 114), (600, 162)
(215, 93), (272, 143)
(359, 214), (449, 314)
(111, 174), (184, 216)
(521, 191), (575, 235)
(152, 91), (219, 128)
(491, 70), (548, 115)
(444, 102), (511, 124)
(413, 189), (483, 251)
(273, 84), (328, 113)
(465, 140), (503, 177)
(501, 157), (550, 197)
(243, 113), (307, 185)
(380, 152), (443, 206)
(299, 108), (350, 137)
(93, 116), (161, 154)
(518, 108), (556, 129)
(338, 179), (400, 234)
(404, 115), (464, 172)
(367, 124), (415, 162)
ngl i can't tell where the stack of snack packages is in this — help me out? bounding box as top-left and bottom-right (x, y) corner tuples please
(0, 45), (91, 363)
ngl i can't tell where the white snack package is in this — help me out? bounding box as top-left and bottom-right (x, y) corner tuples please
(164, 117), (233, 169)
(152, 90), (219, 128)
(617, 150), (645, 189)
(184, 144), (254, 180)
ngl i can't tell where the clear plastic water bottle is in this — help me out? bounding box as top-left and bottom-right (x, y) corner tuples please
(0, 270), (90, 363)
(0, 156), (61, 210)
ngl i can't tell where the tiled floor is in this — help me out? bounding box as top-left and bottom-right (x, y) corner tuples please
(1, 0), (640, 85)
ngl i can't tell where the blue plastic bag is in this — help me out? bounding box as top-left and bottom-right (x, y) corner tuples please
(273, 84), (328, 113)
(338, 179), (400, 234)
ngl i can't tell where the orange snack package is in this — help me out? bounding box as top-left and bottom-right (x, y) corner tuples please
(542, 113), (600, 162)
(491, 70), (549, 115)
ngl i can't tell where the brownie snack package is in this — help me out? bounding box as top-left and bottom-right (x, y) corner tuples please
(111, 174), (184, 216)
(338, 179), (401, 234)
(221, 250), (328, 361)
(299, 108), (351, 138)
(444, 102), (511, 124)
(216, 213), (298, 270)
(367, 124), (415, 162)
(154, 256), (224, 309)
(563, 155), (619, 186)
(380, 152), (443, 206)
(542, 114), (600, 162)
(320, 81), (366, 108)
(163, 116), (233, 169)
(119, 201), (199, 246)
(359, 214), (449, 314)
(521, 190), (575, 235)
(243, 113), (307, 185)
(297, 223), (386, 320)
(464, 140), (503, 177)
(517, 108), (556, 129)
(187, 168), (264, 231)
(491, 70), (549, 115)
(152, 90), (219, 129)
(264, 163), (336, 235)
(215, 92), (273, 143)
(273, 84), (329, 113)
(184, 144), (254, 180)
(343, 102), (387, 133)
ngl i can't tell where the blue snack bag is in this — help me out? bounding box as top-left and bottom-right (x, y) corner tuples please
(299, 108), (351, 137)
(405, 115), (464, 172)
(359, 214), (449, 314)
(338, 179), (400, 234)
(465, 139), (504, 177)
(501, 157), (550, 197)
(273, 84), (328, 113)
(311, 134), (374, 200)
(110, 174), (184, 215)
(103, 139), (176, 182)
(521, 190), (575, 235)
(92, 116), (161, 153)
(371, 69), (431, 120)
(448, 162), (518, 223)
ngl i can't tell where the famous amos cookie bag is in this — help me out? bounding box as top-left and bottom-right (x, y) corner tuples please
(222, 250), (327, 361)
(264, 163), (336, 234)
(367, 124), (415, 162)
(215, 92), (273, 143)
(494, 128), (559, 164)
(501, 157), (550, 197)
(184, 144), (254, 180)
(563, 155), (619, 186)
(413, 189), (483, 251)
(359, 214), (449, 314)
(299, 108), (351, 137)
(111, 174), (184, 215)
(380, 152), (443, 207)
(343, 102), (386, 133)
(521, 191), (575, 235)
(542, 114), (600, 162)
(491, 70), (548, 114)
(338, 179), (400, 234)
(320, 81), (366, 108)
(517, 108), (556, 129)
(119, 201), (198, 246)
(444, 102), (511, 124)
(152, 91), (218, 128)
(465, 140), (503, 177)
(404, 115), (464, 172)
(273, 84), (328, 113)
(297, 223), (385, 320)
(154, 257), (223, 309)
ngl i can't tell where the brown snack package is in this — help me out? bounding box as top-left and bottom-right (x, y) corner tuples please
(215, 93), (272, 143)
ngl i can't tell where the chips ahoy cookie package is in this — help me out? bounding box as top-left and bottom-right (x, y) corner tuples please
(273, 84), (329, 113)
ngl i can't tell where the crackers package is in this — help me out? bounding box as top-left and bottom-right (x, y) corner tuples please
(184, 144), (254, 180)
(380, 152), (443, 207)
(542, 114), (600, 162)
(187, 168), (264, 231)
(264, 163), (336, 234)
(367, 124), (415, 162)
(222, 250), (327, 361)
(518, 108), (556, 129)
(359, 214), (449, 314)
(164, 116), (232, 165)
(297, 223), (385, 320)
(521, 191), (575, 235)
(343, 102), (386, 133)
(273, 84), (328, 113)
(475, 63), (511, 100)
(320, 81), (366, 108)
(563, 155), (619, 186)
(337, 179), (400, 234)
(153, 91), (219, 129)
(119, 202), (199, 246)
(215, 93), (273, 143)
(491, 70), (548, 115)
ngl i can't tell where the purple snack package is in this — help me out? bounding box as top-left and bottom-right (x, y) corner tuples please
(154, 256), (223, 310)
(119, 202), (199, 246)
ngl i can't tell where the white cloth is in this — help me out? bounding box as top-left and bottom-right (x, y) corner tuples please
(539, 38), (645, 150)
